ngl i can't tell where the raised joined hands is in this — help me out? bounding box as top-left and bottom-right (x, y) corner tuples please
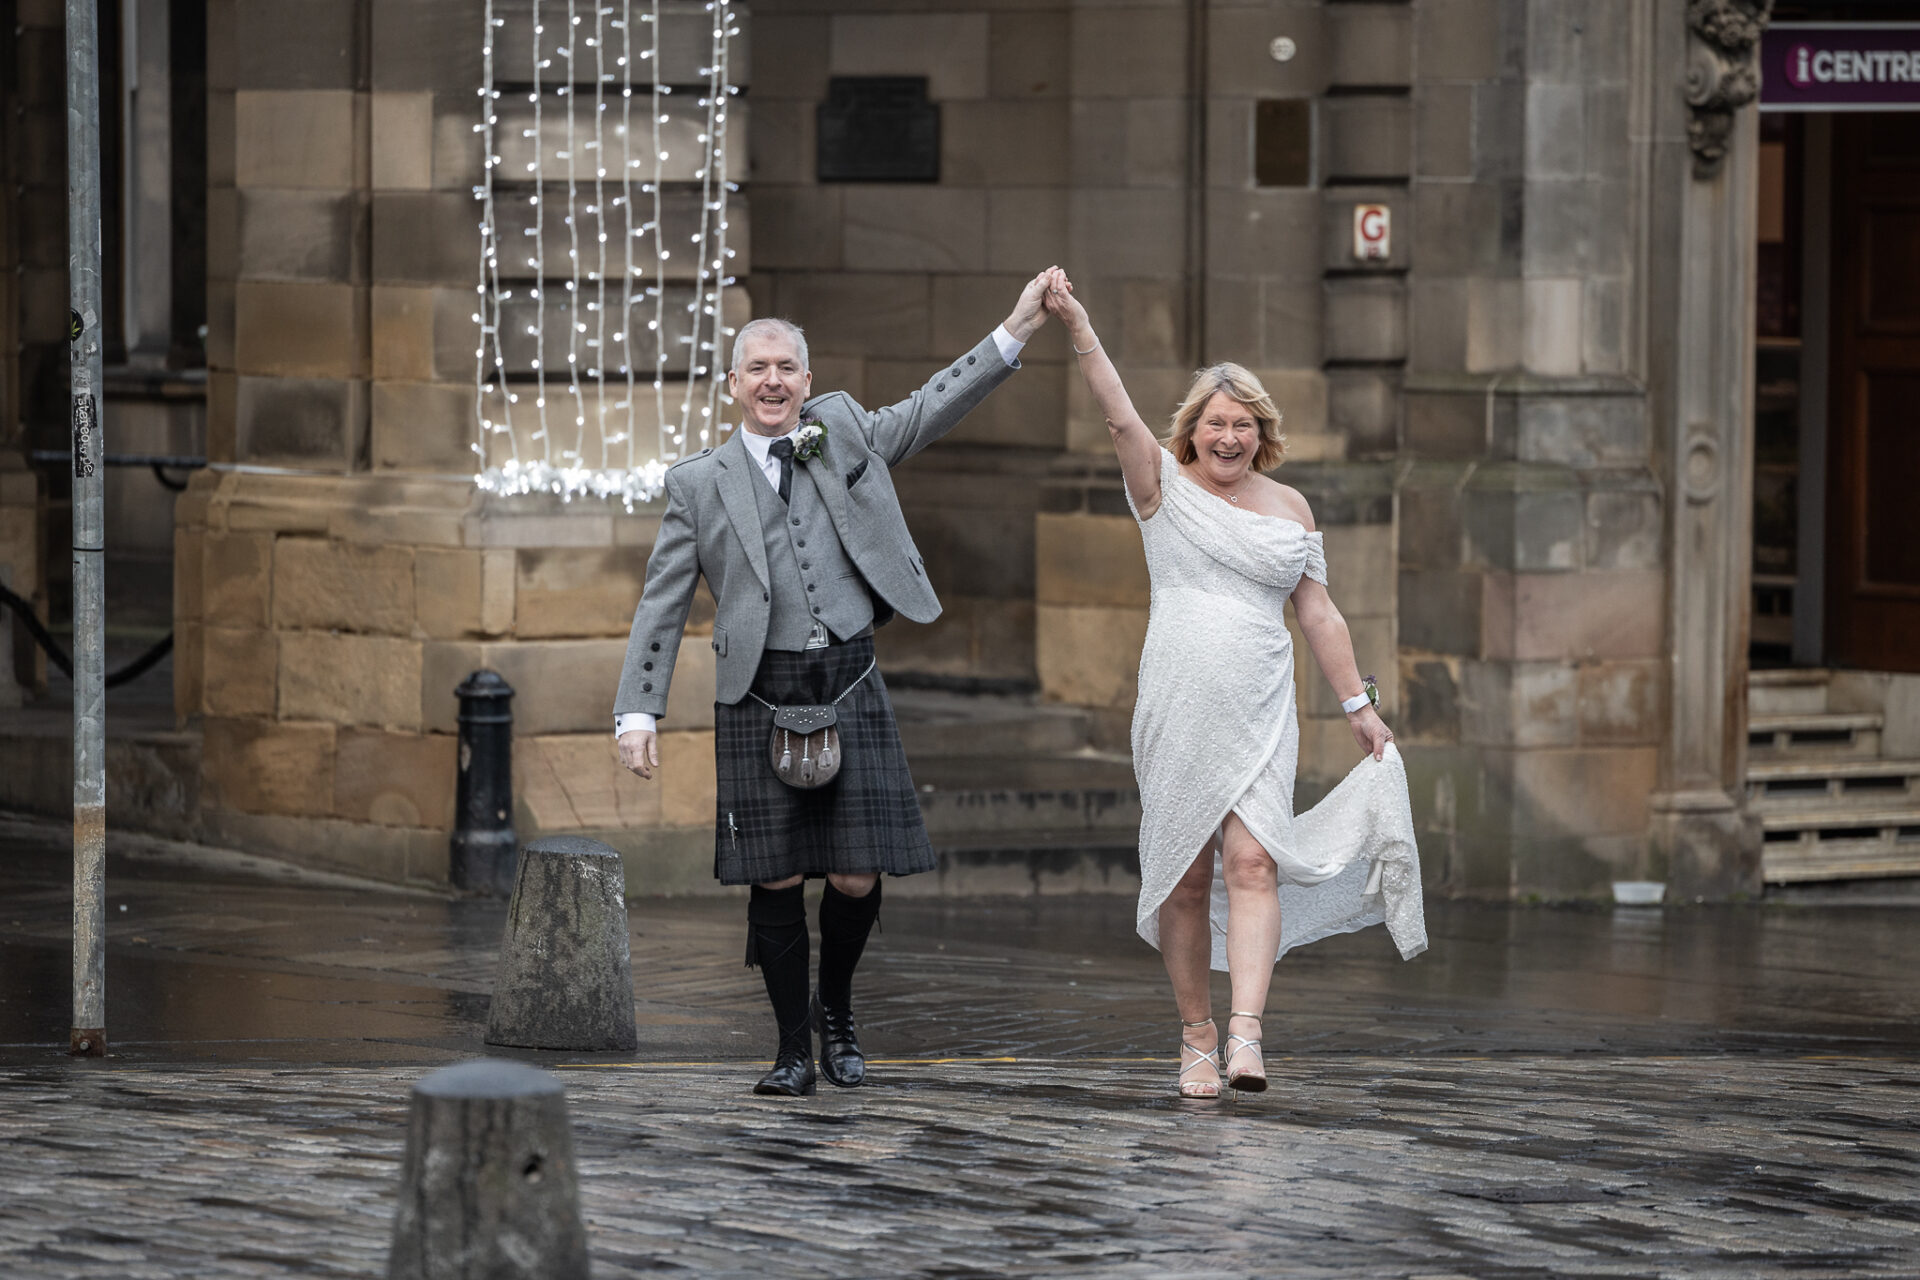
(1004, 268), (1059, 343)
(1040, 267), (1093, 344)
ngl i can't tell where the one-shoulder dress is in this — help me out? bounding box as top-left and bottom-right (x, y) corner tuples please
(1129, 448), (1427, 968)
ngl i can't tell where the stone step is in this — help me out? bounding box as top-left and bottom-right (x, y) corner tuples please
(1746, 758), (1920, 810)
(1760, 805), (1920, 883)
(1759, 804), (1920, 834)
(914, 755), (1141, 840)
(899, 831), (1142, 897)
(1747, 667), (1832, 717)
(1759, 805), (1920, 887)
(1747, 712), (1883, 761)
(891, 688), (1099, 759)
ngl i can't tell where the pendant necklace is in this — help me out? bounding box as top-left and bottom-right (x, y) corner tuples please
(1203, 474), (1245, 504)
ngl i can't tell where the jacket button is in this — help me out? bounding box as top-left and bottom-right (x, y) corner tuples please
(967, 355), (976, 364)
(649, 642), (660, 652)
(952, 367), (962, 377)
(935, 383), (944, 393)
(643, 662), (653, 671)
(642, 682), (652, 692)
(797, 539), (805, 548)
(762, 590), (769, 601)
(801, 561), (810, 570)
(807, 583), (816, 593)
(792, 517), (800, 526)
(811, 606), (821, 616)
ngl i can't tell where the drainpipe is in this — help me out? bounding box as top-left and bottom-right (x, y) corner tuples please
(1185, 0), (1209, 369)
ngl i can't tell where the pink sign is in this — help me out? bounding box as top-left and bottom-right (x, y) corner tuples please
(1762, 24), (1920, 110)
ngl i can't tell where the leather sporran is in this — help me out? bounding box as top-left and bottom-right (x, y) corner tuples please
(751, 657), (874, 791)
(769, 705), (841, 789)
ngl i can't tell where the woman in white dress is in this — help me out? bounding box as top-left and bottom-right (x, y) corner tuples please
(1043, 271), (1426, 1098)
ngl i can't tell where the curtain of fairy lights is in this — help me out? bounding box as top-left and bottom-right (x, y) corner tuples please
(473, 0), (740, 507)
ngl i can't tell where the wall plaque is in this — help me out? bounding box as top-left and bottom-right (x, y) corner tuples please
(817, 77), (940, 183)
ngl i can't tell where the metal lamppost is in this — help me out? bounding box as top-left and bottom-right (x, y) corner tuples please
(66, 0), (107, 1058)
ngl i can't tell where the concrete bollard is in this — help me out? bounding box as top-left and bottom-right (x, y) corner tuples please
(387, 1059), (590, 1280)
(485, 836), (638, 1051)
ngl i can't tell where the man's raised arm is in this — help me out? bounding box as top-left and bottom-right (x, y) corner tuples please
(862, 268), (1055, 467)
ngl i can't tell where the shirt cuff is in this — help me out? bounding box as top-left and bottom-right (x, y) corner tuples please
(615, 712), (657, 737)
(991, 324), (1024, 368)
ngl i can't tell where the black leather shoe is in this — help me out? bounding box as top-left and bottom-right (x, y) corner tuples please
(813, 992), (866, 1088)
(752, 1049), (816, 1096)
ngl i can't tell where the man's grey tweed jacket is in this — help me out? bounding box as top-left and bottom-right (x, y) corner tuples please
(614, 332), (1017, 719)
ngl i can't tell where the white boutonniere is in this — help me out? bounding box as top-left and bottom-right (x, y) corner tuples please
(793, 418), (826, 462)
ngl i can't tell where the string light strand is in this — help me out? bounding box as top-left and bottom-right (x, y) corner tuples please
(474, 0), (737, 508)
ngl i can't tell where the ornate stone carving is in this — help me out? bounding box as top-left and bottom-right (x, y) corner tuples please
(1685, 0), (1773, 177)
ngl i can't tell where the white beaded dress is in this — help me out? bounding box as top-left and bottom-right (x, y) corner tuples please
(1128, 449), (1427, 968)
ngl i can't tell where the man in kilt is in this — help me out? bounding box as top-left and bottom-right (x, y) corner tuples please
(614, 272), (1055, 1095)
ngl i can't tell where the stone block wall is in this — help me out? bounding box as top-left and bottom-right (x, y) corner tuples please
(748, 3), (1089, 687)
(173, 471), (719, 885)
(166, 1), (749, 887)
(1396, 0), (1672, 898)
(1028, 0), (1701, 899)
(1035, 0), (1403, 788)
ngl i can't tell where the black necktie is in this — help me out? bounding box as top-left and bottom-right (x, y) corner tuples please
(768, 437), (794, 505)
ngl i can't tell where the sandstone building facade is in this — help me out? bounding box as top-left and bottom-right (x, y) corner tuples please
(4, 0), (1917, 899)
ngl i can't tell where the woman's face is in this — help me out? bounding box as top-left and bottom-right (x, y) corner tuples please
(1191, 391), (1260, 485)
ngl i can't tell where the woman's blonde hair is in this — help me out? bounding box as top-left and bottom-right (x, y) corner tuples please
(1166, 363), (1287, 473)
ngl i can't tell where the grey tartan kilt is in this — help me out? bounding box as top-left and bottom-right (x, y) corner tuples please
(711, 637), (935, 885)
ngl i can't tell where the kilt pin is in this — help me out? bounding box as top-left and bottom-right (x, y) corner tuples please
(614, 329), (1023, 1094)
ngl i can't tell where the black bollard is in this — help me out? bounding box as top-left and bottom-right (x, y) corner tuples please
(387, 1059), (589, 1280)
(452, 670), (517, 895)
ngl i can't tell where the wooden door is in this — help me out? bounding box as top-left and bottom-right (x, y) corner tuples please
(1828, 114), (1920, 673)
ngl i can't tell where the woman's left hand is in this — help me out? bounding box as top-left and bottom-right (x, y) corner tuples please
(1347, 705), (1394, 761)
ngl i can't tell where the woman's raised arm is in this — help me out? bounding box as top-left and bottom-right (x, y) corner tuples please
(1044, 271), (1164, 518)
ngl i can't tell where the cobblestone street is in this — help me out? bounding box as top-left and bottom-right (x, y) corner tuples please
(2, 820), (1918, 1276)
(6, 1057), (1918, 1277)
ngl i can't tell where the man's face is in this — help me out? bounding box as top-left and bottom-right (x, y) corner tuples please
(728, 332), (812, 436)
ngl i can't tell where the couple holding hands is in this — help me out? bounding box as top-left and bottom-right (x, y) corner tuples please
(614, 268), (1425, 1100)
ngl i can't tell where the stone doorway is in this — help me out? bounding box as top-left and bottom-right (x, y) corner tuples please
(1745, 107), (1920, 885)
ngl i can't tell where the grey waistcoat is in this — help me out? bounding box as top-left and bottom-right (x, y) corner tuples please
(614, 331), (1017, 715)
(751, 453), (874, 650)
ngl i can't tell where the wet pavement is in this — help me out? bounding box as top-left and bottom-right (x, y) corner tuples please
(2, 814), (1919, 1276)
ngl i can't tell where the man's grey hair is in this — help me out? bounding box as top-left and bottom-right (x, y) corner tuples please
(730, 318), (809, 373)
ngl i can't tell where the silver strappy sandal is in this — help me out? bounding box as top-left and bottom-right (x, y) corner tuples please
(1224, 1010), (1268, 1093)
(1178, 1017), (1221, 1098)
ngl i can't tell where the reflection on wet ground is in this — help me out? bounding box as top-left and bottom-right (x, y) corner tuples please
(2, 819), (1918, 1276)
(2, 823), (1918, 1064)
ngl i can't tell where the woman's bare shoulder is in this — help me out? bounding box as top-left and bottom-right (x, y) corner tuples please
(1248, 476), (1315, 529)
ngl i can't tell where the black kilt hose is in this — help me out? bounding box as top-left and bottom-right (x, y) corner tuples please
(712, 636), (935, 885)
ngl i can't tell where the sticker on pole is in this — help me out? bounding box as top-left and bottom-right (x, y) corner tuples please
(72, 395), (97, 480)
(1353, 204), (1391, 261)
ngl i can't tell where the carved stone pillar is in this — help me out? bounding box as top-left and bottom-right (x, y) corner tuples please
(1649, 0), (1770, 898)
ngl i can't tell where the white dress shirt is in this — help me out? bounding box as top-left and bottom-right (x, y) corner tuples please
(738, 423), (800, 494)
(616, 325), (1026, 740)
